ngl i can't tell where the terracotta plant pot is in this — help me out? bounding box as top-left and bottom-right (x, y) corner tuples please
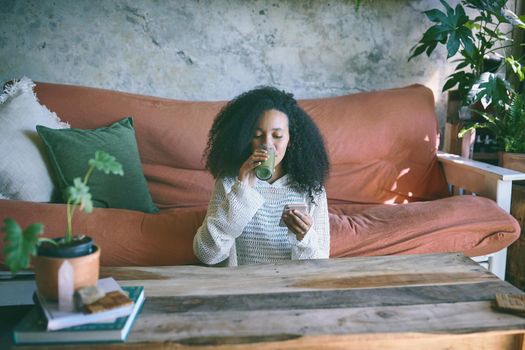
(33, 245), (101, 300)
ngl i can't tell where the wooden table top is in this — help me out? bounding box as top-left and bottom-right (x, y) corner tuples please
(13, 253), (525, 349)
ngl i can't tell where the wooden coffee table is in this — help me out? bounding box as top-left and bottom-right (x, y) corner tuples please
(4, 253), (525, 349)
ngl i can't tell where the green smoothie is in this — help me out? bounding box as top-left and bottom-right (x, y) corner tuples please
(255, 147), (275, 181)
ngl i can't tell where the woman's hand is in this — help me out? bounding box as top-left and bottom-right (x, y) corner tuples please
(282, 209), (312, 241)
(238, 148), (268, 186)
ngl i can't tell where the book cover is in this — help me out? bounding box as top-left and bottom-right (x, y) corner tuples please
(36, 277), (133, 331)
(12, 285), (145, 345)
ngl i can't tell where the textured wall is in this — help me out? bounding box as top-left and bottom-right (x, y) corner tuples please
(1, 0), (475, 128)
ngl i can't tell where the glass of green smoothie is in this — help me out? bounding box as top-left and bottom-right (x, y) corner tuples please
(255, 145), (275, 181)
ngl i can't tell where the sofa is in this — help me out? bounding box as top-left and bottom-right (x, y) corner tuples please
(1, 80), (523, 279)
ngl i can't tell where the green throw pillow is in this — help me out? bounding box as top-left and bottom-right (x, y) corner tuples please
(36, 117), (158, 213)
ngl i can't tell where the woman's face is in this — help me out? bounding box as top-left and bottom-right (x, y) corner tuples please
(251, 109), (290, 172)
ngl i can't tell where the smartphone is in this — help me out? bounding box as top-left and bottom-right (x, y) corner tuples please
(279, 203), (308, 227)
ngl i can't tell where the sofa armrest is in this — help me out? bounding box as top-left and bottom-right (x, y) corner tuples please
(437, 151), (525, 212)
(437, 151), (525, 280)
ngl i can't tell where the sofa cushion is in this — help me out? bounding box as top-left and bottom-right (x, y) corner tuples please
(329, 195), (520, 258)
(33, 82), (221, 209)
(36, 117), (158, 213)
(300, 84), (450, 205)
(32, 83), (448, 208)
(0, 195), (519, 267)
(0, 77), (69, 202)
(0, 199), (203, 267)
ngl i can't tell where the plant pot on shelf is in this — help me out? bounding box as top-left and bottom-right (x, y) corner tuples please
(499, 152), (525, 173)
(33, 240), (101, 300)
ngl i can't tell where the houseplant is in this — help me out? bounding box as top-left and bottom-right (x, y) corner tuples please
(409, 0), (524, 108)
(459, 91), (525, 152)
(408, 0), (525, 160)
(2, 150), (123, 298)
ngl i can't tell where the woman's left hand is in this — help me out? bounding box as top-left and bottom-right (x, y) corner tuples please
(282, 209), (312, 241)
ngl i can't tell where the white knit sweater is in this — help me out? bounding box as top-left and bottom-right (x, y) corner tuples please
(193, 175), (330, 266)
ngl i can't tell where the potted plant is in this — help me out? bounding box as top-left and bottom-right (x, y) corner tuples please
(2, 150), (123, 299)
(408, 0), (525, 162)
(459, 91), (525, 169)
(409, 0), (525, 108)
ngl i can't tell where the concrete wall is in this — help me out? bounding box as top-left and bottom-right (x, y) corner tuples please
(0, 0), (487, 129)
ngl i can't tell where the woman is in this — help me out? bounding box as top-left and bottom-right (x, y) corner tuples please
(193, 86), (330, 266)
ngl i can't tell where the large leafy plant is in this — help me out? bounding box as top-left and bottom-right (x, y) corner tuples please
(460, 92), (525, 152)
(409, 0), (525, 108)
(2, 151), (123, 274)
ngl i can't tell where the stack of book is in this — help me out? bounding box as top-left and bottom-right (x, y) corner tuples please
(12, 277), (145, 345)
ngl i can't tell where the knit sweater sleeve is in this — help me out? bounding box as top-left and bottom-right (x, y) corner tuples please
(289, 188), (330, 260)
(193, 177), (265, 265)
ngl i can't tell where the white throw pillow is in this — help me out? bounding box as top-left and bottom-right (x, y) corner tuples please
(0, 77), (69, 201)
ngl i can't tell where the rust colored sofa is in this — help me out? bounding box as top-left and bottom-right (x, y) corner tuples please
(0, 81), (522, 279)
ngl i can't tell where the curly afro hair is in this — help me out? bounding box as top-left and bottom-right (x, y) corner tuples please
(204, 86), (330, 199)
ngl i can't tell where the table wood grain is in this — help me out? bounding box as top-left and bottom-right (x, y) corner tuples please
(14, 253), (525, 349)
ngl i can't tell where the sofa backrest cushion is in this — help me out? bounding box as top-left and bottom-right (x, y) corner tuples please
(300, 84), (449, 204)
(34, 83), (448, 208)
(35, 82), (221, 209)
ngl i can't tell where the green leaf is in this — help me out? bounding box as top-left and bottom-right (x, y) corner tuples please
(413, 25), (449, 56)
(483, 26), (502, 40)
(424, 9), (448, 23)
(446, 31), (461, 57)
(473, 73), (513, 109)
(456, 61), (470, 70)
(425, 41), (438, 56)
(455, 3), (467, 22)
(457, 26), (475, 56)
(451, 71), (477, 104)
(408, 43), (427, 60)
(89, 150), (124, 176)
(66, 178), (93, 213)
(422, 24), (449, 41)
(465, 20), (480, 30)
(442, 76), (458, 92)
(505, 56), (524, 81)
(408, 1), (475, 62)
(439, 0), (454, 17)
(2, 218), (43, 275)
(458, 123), (484, 138)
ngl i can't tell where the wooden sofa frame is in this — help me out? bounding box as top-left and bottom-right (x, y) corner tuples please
(438, 151), (525, 280)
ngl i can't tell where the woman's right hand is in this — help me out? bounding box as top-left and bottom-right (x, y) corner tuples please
(238, 148), (268, 186)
